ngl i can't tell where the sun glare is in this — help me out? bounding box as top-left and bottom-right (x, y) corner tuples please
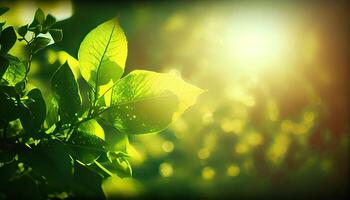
(224, 13), (289, 71)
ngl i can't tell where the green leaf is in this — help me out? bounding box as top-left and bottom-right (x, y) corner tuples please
(0, 26), (17, 54)
(31, 37), (51, 53)
(20, 140), (74, 190)
(78, 18), (127, 90)
(45, 95), (59, 128)
(105, 151), (132, 177)
(72, 161), (105, 199)
(106, 70), (203, 134)
(17, 25), (28, 37)
(42, 14), (56, 32)
(51, 62), (81, 123)
(99, 119), (129, 152)
(20, 88), (46, 134)
(28, 8), (45, 32)
(68, 119), (105, 164)
(1, 54), (26, 86)
(49, 29), (63, 43)
(0, 92), (19, 122)
(0, 7), (9, 16)
(0, 55), (9, 79)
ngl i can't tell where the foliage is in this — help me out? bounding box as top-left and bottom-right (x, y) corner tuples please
(0, 8), (202, 199)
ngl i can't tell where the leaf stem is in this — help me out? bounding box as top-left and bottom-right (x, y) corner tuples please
(94, 160), (114, 176)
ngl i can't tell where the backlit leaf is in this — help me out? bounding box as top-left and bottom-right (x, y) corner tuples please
(68, 119), (105, 164)
(107, 70), (203, 134)
(78, 18), (127, 91)
(1, 54), (26, 86)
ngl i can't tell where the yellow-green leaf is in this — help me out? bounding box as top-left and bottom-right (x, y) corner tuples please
(68, 119), (105, 164)
(107, 70), (203, 134)
(78, 18), (127, 91)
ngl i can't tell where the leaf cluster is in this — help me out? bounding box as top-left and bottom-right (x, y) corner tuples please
(0, 7), (202, 199)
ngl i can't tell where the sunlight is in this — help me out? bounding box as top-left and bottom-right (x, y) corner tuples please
(224, 13), (289, 71)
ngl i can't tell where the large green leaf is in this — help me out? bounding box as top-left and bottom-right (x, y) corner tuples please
(68, 119), (105, 164)
(20, 88), (46, 134)
(1, 55), (26, 86)
(78, 18), (127, 90)
(51, 62), (81, 123)
(107, 70), (203, 134)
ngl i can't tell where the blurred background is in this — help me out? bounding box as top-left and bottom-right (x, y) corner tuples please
(1, 0), (349, 199)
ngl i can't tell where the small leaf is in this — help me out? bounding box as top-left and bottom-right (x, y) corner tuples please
(1, 55), (26, 86)
(28, 8), (45, 31)
(31, 37), (51, 53)
(105, 151), (132, 177)
(49, 29), (63, 43)
(0, 26), (17, 54)
(20, 88), (46, 134)
(42, 14), (56, 32)
(0, 7), (9, 16)
(51, 62), (81, 123)
(106, 70), (203, 134)
(78, 18), (127, 90)
(17, 25), (28, 37)
(68, 119), (105, 164)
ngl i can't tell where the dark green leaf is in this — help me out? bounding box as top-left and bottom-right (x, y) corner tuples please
(29, 8), (45, 30)
(14, 80), (26, 95)
(49, 29), (63, 43)
(0, 7), (9, 16)
(68, 119), (105, 164)
(42, 14), (56, 32)
(20, 140), (74, 190)
(20, 88), (46, 134)
(0, 26), (17, 54)
(0, 22), (5, 32)
(51, 62), (81, 123)
(0, 92), (19, 122)
(0, 55), (9, 78)
(17, 25), (28, 37)
(1, 54), (26, 86)
(4, 174), (41, 199)
(31, 37), (51, 53)
(72, 161), (105, 199)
